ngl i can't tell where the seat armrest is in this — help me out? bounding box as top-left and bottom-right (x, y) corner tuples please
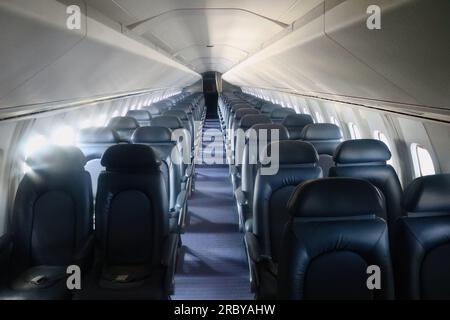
(234, 188), (248, 206)
(245, 232), (261, 263)
(161, 233), (180, 267)
(185, 164), (194, 178)
(175, 190), (188, 230)
(175, 190), (188, 210)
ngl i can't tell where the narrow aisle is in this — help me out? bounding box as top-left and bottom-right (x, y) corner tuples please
(173, 118), (252, 300)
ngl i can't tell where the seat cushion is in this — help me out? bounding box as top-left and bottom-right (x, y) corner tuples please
(74, 266), (168, 300)
(0, 265), (70, 300)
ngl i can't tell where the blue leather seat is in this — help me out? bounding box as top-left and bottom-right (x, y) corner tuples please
(0, 146), (93, 300)
(75, 144), (178, 300)
(329, 139), (403, 241)
(107, 116), (140, 142)
(278, 178), (395, 300)
(300, 123), (343, 176)
(282, 114), (314, 140)
(126, 110), (152, 127)
(394, 174), (450, 299)
(237, 123), (289, 232)
(245, 140), (322, 299)
(269, 108), (296, 125)
(132, 126), (187, 231)
(230, 115), (272, 196)
(77, 127), (120, 196)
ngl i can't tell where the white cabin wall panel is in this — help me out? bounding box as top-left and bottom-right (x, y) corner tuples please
(424, 124), (450, 174)
(242, 87), (450, 184)
(0, 122), (20, 235)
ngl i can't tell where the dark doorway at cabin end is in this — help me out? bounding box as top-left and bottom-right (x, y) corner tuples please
(203, 72), (221, 119)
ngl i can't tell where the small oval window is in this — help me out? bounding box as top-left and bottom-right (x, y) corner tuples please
(373, 131), (393, 165)
(348, 122), (361, 139)
(411, 143), (435, 177)
(315, 112), (324, 123)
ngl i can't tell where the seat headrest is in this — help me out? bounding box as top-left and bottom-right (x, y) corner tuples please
(153, 101), (172, 108)
(270, 108), (296, 119)
(282, 114), (314, 127)
(132, 126), (173, 143)
(26, 145), (86, 172)
(300, 123), (343, 141)
(126, 110), (152, 121)
(176, 101), (194, 108)
(101, 144), (161, 171)
(171, 105), (192, 114)
(231, 103), (250, 109)
(234, 108), (259, 120)
(403, 174), (450, 214)
(231, 105), (251, 113)
(247, 123), (290, 140)
(288, 178), (385, 218)
(150, 116), (183, 129)
(77, 127), (120, 144)
(261, 103), (281, 113)
(146, 103), (168, 115)
(333, 139), (391, 164)
(164, 110), (189, 121)
(107, 117), (139, 130)
(239, 115), (272, 130)
(261, 141), (319, 165)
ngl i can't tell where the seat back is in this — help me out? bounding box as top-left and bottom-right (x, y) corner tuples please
(126, 110), (152, 127)
(96, 144), (168, 268)
(227, 104), (252, 131)
(241, 124), (289, 222)
(232, 108), (259, 133)
(253, 141), (322, 262)
(132, 126), (182, 210)
(107, 116), (139, 142)
(300, 123), (343, 176)
(282, 114), (314, 140)
(260, 103), (282, 116)
(270, 108), (296, 124)
(11, 146), (92, 275)
(233, 115), (272, 166)
(278, 178), (394, 300)
(151, 116), (191, 164)
(231, 108), (260, 155)
(164, 110), (195, 152)
(77, 127), (120, 196)
(329, 139), (403, 233)
(395, 174), (450, 299)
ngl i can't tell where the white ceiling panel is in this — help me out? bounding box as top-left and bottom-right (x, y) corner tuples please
(85, 0), (300, 73)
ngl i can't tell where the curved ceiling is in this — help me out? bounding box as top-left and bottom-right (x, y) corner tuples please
(85, 0), (306, 74)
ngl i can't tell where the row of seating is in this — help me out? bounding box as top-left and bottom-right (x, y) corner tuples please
(219, 93), (347, 232)
(0, 93), (206, 299)
(219, 92), (450, 300)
